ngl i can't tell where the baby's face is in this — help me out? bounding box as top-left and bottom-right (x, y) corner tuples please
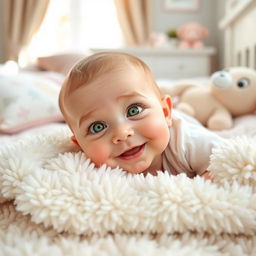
(66, 67), (172, 174)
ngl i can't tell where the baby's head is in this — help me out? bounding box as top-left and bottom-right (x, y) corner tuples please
(59, 52), (172, 174)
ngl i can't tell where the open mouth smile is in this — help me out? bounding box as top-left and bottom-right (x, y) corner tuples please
(117, 143), (146, 160)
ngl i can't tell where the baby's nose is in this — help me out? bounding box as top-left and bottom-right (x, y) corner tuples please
(112, 125), (134, 144)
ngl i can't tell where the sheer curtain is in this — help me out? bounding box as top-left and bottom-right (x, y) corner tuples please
(24, 0), (124, 64)
(3, 0), (49, 61)
(70, 0), (124, 50)
(114, 0), (152, 46)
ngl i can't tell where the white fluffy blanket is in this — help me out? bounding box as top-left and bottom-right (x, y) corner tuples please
(0, 128), (256, 255)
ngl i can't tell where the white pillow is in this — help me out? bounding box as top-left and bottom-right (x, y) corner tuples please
(0, 71), (64, 134)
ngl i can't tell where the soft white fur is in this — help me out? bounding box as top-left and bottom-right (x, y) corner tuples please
(0, 128), (256, 255)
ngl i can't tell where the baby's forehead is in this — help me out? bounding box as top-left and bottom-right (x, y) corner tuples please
(64, 61), (161, 111)
(67, 68), (158, 104)
(72, 64), (150, 91)
(77, 68), (152, 94)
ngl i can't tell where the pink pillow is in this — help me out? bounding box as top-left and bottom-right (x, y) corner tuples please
(0, 71), (64, 134)
(37, 53), (86, 74)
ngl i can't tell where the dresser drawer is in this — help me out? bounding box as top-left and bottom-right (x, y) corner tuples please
(145, 56), (210, 79)
(91, 47), (216, 79)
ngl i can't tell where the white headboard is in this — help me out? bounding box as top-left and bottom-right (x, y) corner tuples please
(220, 0), (256, 68)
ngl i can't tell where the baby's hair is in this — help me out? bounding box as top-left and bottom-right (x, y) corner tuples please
(59, 52), (162, 121)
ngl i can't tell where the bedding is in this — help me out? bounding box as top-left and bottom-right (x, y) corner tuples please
(0, 122), (67, 148)
(37, 53), (87, 74)
(216, 114), (256, 138)
(0, 118), (256, 255)
(0, 70), (65, 134)
(0, 61), (255, 254)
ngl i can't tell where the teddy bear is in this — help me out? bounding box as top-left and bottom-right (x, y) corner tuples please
(177, 22), (208, 49)
(166, 67), (256, 130)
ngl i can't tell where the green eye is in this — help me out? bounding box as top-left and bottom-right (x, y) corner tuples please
(127, 105), (142, 117)
(89, 122), (107, 134)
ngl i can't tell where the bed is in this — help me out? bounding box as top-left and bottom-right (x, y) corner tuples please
(0, 53), (86, 146)
(0, 1), (256, 254)
(219, 0), (256, 68)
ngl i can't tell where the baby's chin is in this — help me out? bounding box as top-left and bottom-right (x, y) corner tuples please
(121, 161), (151, 175)
(97, 160), (154, 175)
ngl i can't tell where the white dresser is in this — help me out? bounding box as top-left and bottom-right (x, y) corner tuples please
(91, 47), (216, 79)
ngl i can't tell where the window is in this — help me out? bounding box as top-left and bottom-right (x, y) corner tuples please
(21, 0), (124, 65)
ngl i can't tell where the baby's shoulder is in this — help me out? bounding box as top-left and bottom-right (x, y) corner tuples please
(172, 109), (202, 126)
(170, 110), (223, 145)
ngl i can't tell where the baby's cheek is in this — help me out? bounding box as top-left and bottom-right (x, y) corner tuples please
(139, 116), (170, 153)
(141, 116), (169, 139)
(82, 142), (110, 167)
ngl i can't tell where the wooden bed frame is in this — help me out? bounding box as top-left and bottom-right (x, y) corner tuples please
(220, 0), (256, 68)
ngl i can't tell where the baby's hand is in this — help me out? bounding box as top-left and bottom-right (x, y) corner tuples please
(201, 171), (214, 181)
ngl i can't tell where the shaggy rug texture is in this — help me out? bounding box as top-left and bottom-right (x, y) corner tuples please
(0, 128), (256, 256)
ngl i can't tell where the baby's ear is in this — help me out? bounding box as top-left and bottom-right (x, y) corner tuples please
(71, 135), (80, 146)
(161, 95), (173, 127)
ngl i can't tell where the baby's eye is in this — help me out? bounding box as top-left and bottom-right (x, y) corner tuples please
(127, 105), (143, 117)
(89, 121), (107, 134)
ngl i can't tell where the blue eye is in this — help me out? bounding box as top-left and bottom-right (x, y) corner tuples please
(127, 105), (142, 117)
(89, 121), (107, 134)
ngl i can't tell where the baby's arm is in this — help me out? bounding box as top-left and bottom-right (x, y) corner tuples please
(180, 114), (223, 180)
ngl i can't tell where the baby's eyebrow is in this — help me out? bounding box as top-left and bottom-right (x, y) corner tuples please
(116, 92), (146, 100)
(79, 108), (98, 127)
(79, 92), (146, 127)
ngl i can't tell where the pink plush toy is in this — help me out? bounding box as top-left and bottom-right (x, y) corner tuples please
(177, 22), (208, 49)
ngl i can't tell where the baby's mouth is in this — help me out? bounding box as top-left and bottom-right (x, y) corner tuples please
(118, 143), (146, 160)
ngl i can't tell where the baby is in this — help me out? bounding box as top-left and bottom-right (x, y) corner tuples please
(59, 52), (223, 178)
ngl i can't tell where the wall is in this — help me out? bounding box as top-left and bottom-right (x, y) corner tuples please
(152, 0), (225, 69)
(0, 0), (4, 63)
(216, 0), (225, 69)
(0, 0), (226, 68)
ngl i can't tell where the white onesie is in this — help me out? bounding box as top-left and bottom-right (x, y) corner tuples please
(162, 110), (224, 178)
